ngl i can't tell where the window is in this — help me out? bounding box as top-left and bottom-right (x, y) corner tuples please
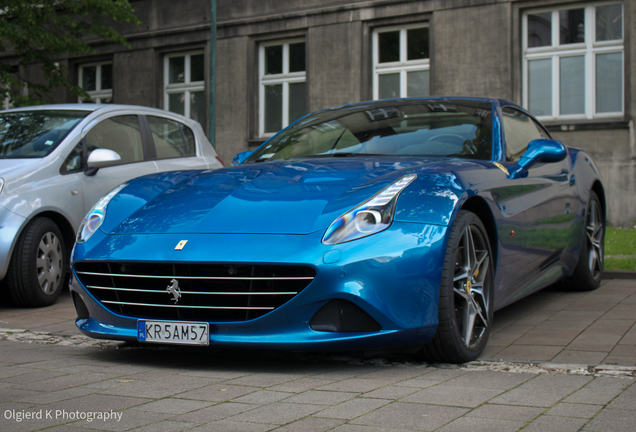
(79, 62), (113, 103)
(502, 107), (549, 161)
(259, 39), (307, 137)
(147, 116), (196, 159)
(85, 115), (144, 165)
(522, 3), (623, 119)
(373, 25), (430, 100)
(164, 52), (206, 124)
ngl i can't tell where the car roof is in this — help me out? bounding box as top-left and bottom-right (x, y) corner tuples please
(319, 96), (522, 113)
(0, 103), (173, 114)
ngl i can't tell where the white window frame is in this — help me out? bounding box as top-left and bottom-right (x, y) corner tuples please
(78, 62), (113, 103)
(522, 2), (624, 121)
(163, 51), (205, 119)
(258, 39), (306, 138)
(372, 24), (430, 100)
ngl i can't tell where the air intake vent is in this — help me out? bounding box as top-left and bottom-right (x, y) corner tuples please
(310, 299), (381, 332)
(74, 262), (315, 322)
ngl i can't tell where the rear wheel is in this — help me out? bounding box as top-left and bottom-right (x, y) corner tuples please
(417, 210), (494, 363)
(6, 217), (66, 307)
(561, 191), (604, 291)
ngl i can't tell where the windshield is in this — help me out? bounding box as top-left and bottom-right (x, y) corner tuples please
(0, 110), (90, 159)
(247, 100), (493, 163)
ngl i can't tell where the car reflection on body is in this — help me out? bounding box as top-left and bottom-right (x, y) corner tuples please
(0, 104), (223, 307)
(70, 97), (604, 363)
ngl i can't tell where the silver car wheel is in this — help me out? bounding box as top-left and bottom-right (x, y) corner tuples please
(586, 199), (603, 279)
(453, 225), (490, 350)
(36, 232), (63, 295)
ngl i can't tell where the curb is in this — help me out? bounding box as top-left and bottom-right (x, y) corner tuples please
(604, 270), (636, 280)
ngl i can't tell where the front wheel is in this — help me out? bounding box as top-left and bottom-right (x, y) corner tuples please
(417, 210), (494, 363)
(6, 217), (66, 307)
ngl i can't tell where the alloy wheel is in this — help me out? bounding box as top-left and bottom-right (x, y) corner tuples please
(453, 225), (491, 349)
(586, 199), (604, 279)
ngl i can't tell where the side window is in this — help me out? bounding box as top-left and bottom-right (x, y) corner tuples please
(501, 107), (547, 161)
(60, 142), (84, 174)
(85, 115), (144, 164)
(147, 116), (196, 159)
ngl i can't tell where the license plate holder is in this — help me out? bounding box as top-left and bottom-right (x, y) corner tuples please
(137, 320), (209, 346)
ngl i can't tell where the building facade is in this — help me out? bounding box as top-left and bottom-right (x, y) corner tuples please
(4, 0), (635, 226)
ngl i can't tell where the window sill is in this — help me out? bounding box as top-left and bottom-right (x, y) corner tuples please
(543, 119), (628, 132)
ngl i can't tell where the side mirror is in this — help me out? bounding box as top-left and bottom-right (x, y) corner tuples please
(87, 148), (122, 170)
(232, 151), (253, 166)
(509, 139), (567, 179)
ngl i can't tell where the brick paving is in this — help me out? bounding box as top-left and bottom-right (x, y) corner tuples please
(0, 278), (634, 431)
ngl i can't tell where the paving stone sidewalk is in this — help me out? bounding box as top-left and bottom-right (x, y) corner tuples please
(0, 278), (634, 431)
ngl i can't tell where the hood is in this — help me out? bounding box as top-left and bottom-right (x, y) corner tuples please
(106, 157), (444, 235)
(0, 159), (43, 179)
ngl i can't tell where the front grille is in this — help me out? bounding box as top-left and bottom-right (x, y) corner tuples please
(74, 262), (315, 322)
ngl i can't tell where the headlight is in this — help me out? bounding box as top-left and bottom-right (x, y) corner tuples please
(322, 174), (417, 245)
(76, 183), (128, 243)
(0, 178), (4, 194)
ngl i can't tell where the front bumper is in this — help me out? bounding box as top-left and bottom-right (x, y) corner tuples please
(0, 206), (27, 280)
(70, 221), (448, 352)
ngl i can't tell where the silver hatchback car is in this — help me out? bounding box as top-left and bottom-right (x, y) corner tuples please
(0, 104), (224, 307)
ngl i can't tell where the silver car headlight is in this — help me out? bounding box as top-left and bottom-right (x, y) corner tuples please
(76, 183), (128, 243)
(322, 174), (417, 245)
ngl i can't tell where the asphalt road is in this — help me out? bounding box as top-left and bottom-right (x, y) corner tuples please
(0, 278), (634, 431)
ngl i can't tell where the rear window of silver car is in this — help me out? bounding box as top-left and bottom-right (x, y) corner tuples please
(0, 110), (90, 158)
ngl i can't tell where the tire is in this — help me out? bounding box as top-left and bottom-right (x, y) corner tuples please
(6, 217), (66, 307)
(560, 191), (604, 291)
(417, 210), (494, 363)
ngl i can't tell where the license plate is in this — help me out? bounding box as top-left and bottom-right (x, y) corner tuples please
(137, 320), (209, 346)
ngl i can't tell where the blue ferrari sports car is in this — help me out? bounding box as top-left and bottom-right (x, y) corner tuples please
(70, 97), (604, 363)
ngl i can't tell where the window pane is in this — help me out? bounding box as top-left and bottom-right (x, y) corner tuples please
(85, 115), (144, 164)
(190, 54), (205, 82)
(289, 43), (306, 72)
(182, 126), (196, 156)
(596, 4), (622, 42)
(101, 64), (112, 90)
(190, 91), (206, 124)
(169, 57), (185, 84)
(407, 28), (429, 60)
(82, 66), (96, 91)
(147, 116), (185, 159)
(559, 9), (585, 44)
(265, 45), (283, 75)
(528, 59), (552, 116)
(378, 73), (400, 99)
(289, 82), (306, 124)
(560, 56), (585, 115)
(527, 12), (552, 47)
(61, 142), (84, 173)
(378, 31), (400, 63)
(502, 107), (544, 161)
(264, 84), (282, 133)
(407, 70), (429, 97)
(168, 93), (185, 116)
(596, 52), (622, 113)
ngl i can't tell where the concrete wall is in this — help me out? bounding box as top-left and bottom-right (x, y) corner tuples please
(307, 22), (363, 112)
(432, 3), (512, 99)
